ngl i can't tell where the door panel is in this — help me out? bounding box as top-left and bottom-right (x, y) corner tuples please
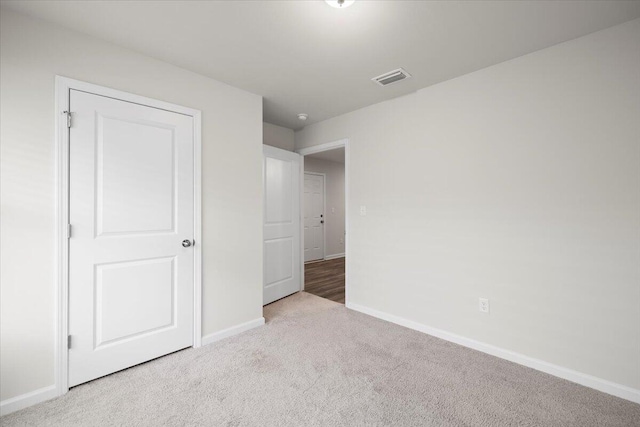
(265, 238), (293, 285)
(304, 173), (325, 262)
(97, 116), (175, 235)
(95, 256), (175, 347)
(263, 146), (301, 305)
(69, 90), (194, 387)
(265, 157), (293, 223)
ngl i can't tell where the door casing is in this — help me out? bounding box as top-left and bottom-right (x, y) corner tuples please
(55, 76), (202, 397)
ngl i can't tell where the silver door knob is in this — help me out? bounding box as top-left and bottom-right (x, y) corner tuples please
(182, 239), (193, 248)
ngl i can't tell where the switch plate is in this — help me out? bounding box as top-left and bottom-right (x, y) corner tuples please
(360, 206), (367, 216)
(479, 298), (490, 313)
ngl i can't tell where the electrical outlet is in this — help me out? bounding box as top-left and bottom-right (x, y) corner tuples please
(331, 207), (336, 214)
(360, 205), (367, 216)
(479, 298), (490, 313)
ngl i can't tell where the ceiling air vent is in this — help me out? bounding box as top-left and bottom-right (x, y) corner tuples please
(372, 68), (411, 87)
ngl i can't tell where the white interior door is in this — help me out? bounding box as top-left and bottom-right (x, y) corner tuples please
(68, 89), (194, 387)
(304, 173), (325, 262)
(263, 145), (301, 305)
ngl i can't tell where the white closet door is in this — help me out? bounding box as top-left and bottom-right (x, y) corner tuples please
(263, 145), (301, 305)
(68, 90), (194, 387)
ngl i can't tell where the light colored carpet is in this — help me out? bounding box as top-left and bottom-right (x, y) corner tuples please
(2, 292), (639, 426)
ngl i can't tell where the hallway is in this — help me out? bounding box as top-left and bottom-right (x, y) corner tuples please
(304, 258), (345, 304)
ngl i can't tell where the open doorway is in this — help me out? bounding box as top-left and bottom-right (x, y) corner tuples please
(298, 142), (347, 304)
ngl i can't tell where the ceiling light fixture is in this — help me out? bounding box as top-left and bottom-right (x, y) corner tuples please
(325, 0), (355, 9)
(297, 113), (308, 121)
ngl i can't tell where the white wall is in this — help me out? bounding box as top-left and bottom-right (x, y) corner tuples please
(263, 122), (294, 151)
(304, 157), (345, 258)
(296, 19), (640, 392)
(0, 9), (263, 402)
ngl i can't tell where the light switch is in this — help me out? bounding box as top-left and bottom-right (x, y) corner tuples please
(360, 206), (367, 216)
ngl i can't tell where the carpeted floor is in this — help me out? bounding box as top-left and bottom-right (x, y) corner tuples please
(2, 292), (639, 426)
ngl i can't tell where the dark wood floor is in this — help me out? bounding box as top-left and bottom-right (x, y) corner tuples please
(304, 257), (345, 304)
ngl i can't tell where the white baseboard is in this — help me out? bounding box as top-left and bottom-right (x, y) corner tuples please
(0, 384), (58, 416)
(346, 302), (640, 404)
(201, 317), (265, 347)
(1, 318), (265, 417)
(324, 253), (345, 260)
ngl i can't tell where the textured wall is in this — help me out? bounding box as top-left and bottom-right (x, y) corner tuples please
(296, 20), (640, 390)
(264, 122), (294, 151)
(1, 10), (263, 400)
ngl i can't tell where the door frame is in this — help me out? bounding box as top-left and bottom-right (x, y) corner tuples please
(296, 139), (349, 301)
(303, 171), (326, 263)
(54, 76), (202, 397)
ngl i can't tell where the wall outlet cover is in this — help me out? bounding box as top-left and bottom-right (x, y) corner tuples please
(479, 298), (490, 313)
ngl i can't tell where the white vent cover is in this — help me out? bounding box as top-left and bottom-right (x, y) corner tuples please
(372, 68), (412, 86)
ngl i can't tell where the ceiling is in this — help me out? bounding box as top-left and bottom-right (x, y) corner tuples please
(306, 148), (345, 164)
(3, 1), (640, 130)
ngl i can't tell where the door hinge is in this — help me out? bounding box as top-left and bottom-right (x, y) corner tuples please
(68, 335), (72, 349)
(63, 110), (72, 128)
(67, 224), (72, 239)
